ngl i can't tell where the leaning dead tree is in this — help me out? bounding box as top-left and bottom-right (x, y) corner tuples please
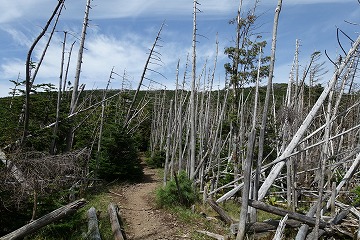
(258, 34), (360, 201)
(147, 0), (360, 238)
(236, 1), (282, 239)
(22, 0), (65, 145)
(124, 22), (166, 129)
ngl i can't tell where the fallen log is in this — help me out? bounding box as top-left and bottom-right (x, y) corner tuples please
(0, 198), (86, 240)
(87, 207), (101, 240)
(230, 219), (302, 234)
(108, 203), (126, 240)
(306, 207), (354, 239)
(248, 199), (327, 228)
(207, 198), (234, 225)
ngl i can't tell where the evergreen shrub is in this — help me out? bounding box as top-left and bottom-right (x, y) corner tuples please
(145, 150), (165, 168)
(92, 125), (143, 181)
(156, 171), (198, 207)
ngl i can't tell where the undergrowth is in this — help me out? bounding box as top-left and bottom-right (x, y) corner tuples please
(156, 171), (198, 207)
(27, 188), (114, 240)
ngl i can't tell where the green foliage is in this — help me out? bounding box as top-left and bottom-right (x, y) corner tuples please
(91, 124), (143, 182)
(28, 190), (114, 240)
(352, 186), (360, 206)
(224, 39), (270, 86)
(156, 171), (198, 208)
(145, 150), (165, 168)
(27, 213), (84, 240)
(134, 117), (152, 152)
(0, 188), (81, 237)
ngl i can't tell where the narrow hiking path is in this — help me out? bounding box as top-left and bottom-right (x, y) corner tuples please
(108, 164), (190, 240)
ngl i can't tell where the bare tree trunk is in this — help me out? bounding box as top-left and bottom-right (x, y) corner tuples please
(22, 0), (64, 145)
(50, 31), (67, 155)
(164, 100), (174, 186)
(258, 35), (360, 200)
(0, 149), (30, 190)
(69, 0), (90, 115)
(124, 22), (165, 128)
(207, 198), (234, 225)
(190, 0), (198, 178)
(272, 214), (288, 240)
(63, 41), (76, 94)
(236, 49), (262, 240)
(313, 84), (334, 239)
(255, 0), (282, 201)
(66, 0), (92, 150)
(95, 68), (113, 175)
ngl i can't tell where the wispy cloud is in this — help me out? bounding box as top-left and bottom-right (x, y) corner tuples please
(285, 0), (353, 4)
(0, 26), (32, 47)
(0, 0), (250, 25)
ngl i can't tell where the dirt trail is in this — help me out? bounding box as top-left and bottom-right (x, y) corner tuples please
(108, 165), (189, 240)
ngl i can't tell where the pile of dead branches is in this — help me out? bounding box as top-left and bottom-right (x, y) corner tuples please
(0, 148), (90, 209)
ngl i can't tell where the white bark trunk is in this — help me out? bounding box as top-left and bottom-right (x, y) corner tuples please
(258, 35), (360, 200)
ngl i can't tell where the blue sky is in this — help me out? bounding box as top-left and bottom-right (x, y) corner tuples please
(0, 0), (359, 97)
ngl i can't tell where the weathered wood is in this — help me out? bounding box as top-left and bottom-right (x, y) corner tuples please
(306, 207), (353, 239)
(22, 0), (65, 145)
(230, 219), (302, 234)
(335, 201), (360, 219)
(0, 198), (86, 240)
(189, 0), (197, 179)
(295, 201), (318, 240)
(124, 22), (165, 128)
(0, 148), (30, 190)
(273, 214), (288, 240)
(207, 198), (234, 225)
(108, 203), (125, 240)
(331, 182), (336, 216)
(248, 199), (327, 228)
(87, 207), (101, 240)
(357, 216), (360, 240)
(326, 152), (360, 209)
(258, 34), (360, 201)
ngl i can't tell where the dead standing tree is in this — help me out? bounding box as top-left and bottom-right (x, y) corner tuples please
(257, 34), (360, 201)
(254, 0), (282, 203)
(124, 22), (166, 129)
(66, 0), (92, 151)
(22, 0), (65, 145)
(51, 31), (67, 155)
(236, 47), (263, 239)
(190, 0), (200, 178)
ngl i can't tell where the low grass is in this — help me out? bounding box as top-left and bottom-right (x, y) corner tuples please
(164, 204), (229, 240)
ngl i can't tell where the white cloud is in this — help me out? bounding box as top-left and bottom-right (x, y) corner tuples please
(0, 26), (190, 96)
(0, 0), (242, 24)
(0, 0), (49, 23)
(0, 26), (32, 47)
(0, 0), (354, 25)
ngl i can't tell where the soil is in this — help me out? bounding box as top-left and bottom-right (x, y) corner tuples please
(108, 164), (191, 240)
